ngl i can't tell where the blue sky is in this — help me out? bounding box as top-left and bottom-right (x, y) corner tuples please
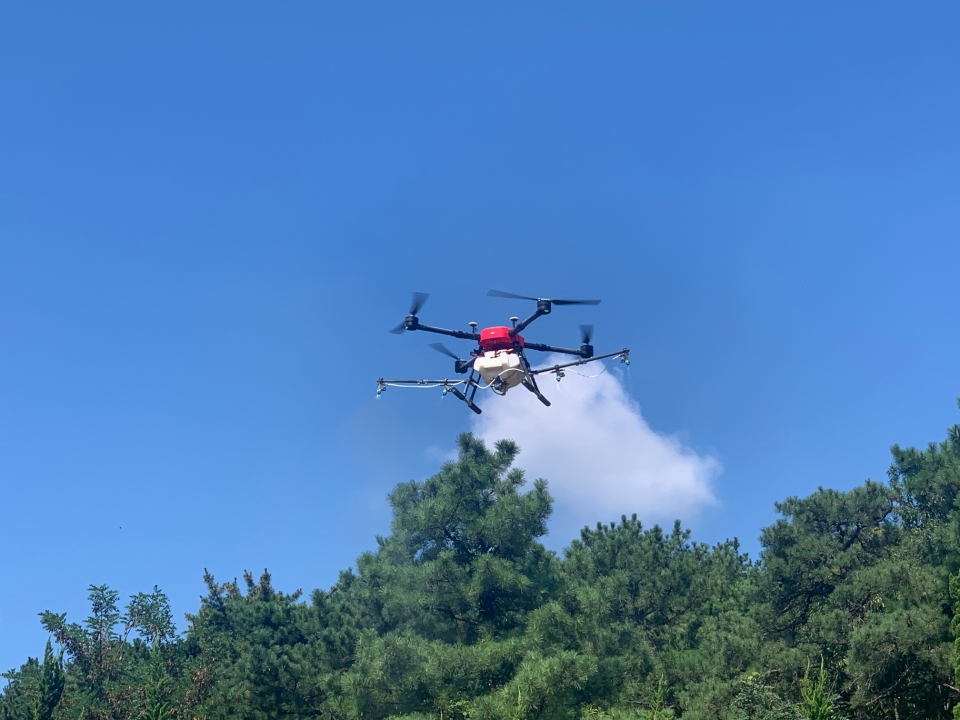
(1, 2), (957, 673)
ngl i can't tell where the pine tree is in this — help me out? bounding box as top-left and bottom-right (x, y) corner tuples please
(5, 414), (960, 719)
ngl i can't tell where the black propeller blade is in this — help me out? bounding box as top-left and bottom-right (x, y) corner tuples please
(389, 292), (430, 334)
(487, 289), (538, 301)
(429, 342), (475, 374)
(579, 324), (594, 345)
(409, 292), (430, 315)
(487, 289), (600, 306)
(553, 298), (601, 306)
(428, 342), (460, 360)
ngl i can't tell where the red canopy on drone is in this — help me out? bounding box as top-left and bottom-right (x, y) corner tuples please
(478, 326), (524, 352)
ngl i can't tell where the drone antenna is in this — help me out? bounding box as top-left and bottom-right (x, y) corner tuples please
(510, 316), (519, 328)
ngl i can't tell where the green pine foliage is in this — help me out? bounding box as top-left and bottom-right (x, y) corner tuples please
(797, 660), (837, 720)
(0, 639), (64, 720)
(4, 408), (960, 720)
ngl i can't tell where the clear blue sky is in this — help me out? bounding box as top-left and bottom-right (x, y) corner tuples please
(1, 2), (957, 673)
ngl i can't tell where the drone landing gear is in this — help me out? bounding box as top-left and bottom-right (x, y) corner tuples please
(522, 379), (551, 407)
(517, 350), (551, 406)
(446, 385), (482, 414)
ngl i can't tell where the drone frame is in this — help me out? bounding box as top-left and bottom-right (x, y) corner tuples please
(379, 291), (631, 414)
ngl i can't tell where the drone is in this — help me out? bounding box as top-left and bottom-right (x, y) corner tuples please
(377, 290), (630, 414)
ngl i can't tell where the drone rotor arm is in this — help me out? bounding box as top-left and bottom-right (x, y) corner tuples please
(416, 323), (480, 341)
(510, 308), (548, 336)
(527, 349), (630, 377)
(521, 341), (588, 357)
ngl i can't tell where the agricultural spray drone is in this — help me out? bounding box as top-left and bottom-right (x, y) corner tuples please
(377, 290), (630, 414)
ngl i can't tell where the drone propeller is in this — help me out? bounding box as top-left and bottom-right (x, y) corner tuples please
(429, 342), (475, 374)
(408, 291), (430, 315)
(428, 342), (460, 360)
(578, 324), (596, 358)
(487, 289), (600, 306)
(389, 292), (430, 334)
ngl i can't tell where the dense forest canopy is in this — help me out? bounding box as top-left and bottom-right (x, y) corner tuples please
(4, 405), (960, 720)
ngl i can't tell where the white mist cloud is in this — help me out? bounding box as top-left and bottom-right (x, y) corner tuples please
(471, 358), (720, 543)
